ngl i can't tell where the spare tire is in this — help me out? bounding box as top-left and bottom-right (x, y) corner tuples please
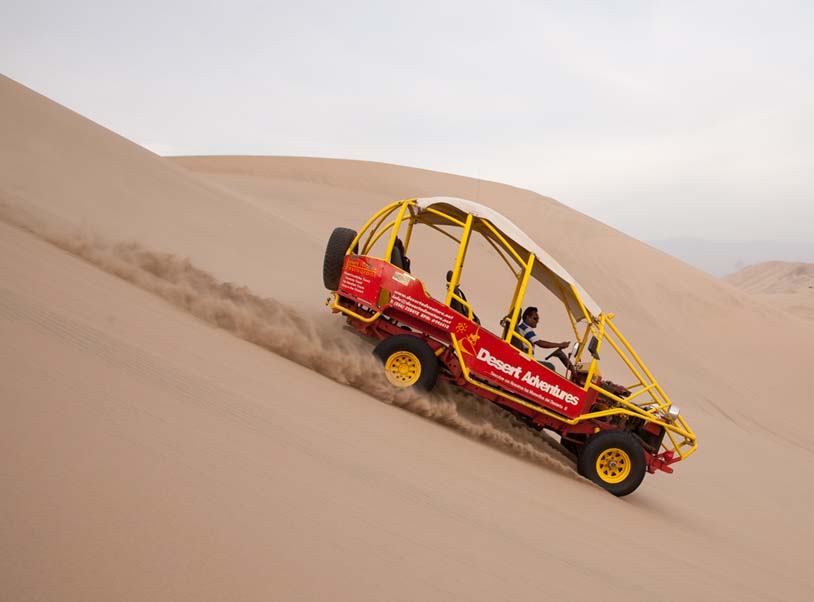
(323, 227), (358, 290)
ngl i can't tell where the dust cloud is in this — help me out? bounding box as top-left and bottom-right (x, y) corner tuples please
(0, 201), (578, 478)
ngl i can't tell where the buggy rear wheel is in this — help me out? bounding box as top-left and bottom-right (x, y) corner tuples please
(577, 430), (646, 496)
(373, 335), (439, 392)
(323, 227), (358, 290)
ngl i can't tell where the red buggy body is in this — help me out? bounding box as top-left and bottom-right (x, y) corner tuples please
(325, 198), (697, 496)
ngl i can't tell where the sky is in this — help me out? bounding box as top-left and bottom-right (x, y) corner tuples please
(2, 0), (813, 246)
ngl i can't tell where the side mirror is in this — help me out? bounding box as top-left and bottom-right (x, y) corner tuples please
(588, 336), (600, 360)
(571, 342), (580, 358)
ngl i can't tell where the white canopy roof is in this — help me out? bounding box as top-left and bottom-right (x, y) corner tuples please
(415, 197), (602, 320)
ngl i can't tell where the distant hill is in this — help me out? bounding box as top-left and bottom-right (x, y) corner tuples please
(724, 261), (814, 293)
(724, 261), (814, 320)
(647, 238), (814, 277)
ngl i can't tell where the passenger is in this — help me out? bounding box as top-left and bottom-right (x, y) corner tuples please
(446, 270), (481, 324)
(514, 306), (572, 371)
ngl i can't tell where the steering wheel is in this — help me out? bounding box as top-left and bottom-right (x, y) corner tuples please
(544, 347), (571, 368)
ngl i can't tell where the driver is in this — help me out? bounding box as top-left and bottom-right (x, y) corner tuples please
(514, 306), (573, 371)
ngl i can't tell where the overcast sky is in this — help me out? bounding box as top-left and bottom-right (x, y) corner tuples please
(3, 0), (813, 243)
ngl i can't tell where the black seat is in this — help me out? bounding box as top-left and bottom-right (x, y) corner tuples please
(389, 237), (411, 272)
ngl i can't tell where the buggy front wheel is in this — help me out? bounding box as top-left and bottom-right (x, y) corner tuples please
(577, 430), (646, 496)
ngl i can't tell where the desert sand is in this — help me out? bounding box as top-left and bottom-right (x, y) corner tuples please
(3, 74), (814, 601)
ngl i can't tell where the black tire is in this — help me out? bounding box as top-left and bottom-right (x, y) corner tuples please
(323, 227), (358, 290)
(577, 430), (646, 497)
(373, 335), (439, 392)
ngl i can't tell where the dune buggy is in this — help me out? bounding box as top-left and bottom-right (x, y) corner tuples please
(323, 197), (697, 496)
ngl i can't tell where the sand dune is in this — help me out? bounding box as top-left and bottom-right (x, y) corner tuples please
(3, 75), (814, 601)
(725, 261), (814, 320)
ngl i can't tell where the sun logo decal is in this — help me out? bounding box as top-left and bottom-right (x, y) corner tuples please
(455, 322), (469, 335)
(459, 326), (481, 355)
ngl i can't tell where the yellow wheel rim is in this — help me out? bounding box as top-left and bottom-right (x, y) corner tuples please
(384, 351), (422, 387)
(595, 447), (632, 484)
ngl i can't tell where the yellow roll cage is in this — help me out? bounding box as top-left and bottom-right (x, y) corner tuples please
(330, 198), (697, 461)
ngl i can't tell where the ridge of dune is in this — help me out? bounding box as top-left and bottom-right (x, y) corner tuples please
(0, 75), (320, 305)
(4, 74), (814, 601)
(173, 154), (814, 432)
